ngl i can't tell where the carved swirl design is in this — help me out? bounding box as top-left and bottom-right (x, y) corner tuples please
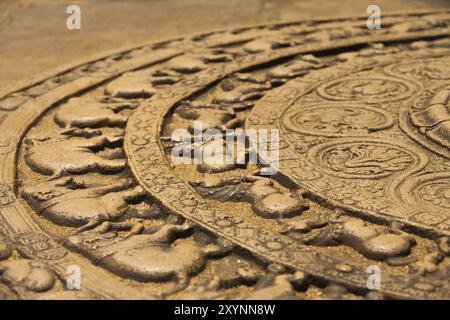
(248, 48), (449, 239)
(389, 56), (450, 159)
(125, 63), (442, 299)
(396, 173), (450, 230)
(398, 172), (450, 211)
(308, 140), (417, 179)
(316, 77), (415, 103)
(282, 104), (395, 137)
(389, 57), (450, 80)
(418, 179), (450, 209)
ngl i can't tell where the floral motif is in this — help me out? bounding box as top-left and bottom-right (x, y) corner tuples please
(315, 143), (414, 178)
(391, 58), (450, 80)
(317, 77), (414, 103)
(416, 179), (450, 209)
(282, 104), (395, 137)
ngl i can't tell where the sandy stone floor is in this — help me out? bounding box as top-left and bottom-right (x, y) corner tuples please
(1, 0), (449, 88)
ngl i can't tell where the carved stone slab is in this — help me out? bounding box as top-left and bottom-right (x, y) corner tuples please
(0, 10), (449, 300)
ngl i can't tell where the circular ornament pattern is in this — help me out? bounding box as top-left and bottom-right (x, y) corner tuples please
(281, 103), (395, 137)
(316, 77), (415, 103)
(307, 140), (418, 179)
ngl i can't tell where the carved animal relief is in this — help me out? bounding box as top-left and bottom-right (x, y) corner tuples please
(0, 10), (449, 300)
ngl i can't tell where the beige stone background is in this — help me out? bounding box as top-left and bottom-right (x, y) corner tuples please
(1, 0), (449, 89)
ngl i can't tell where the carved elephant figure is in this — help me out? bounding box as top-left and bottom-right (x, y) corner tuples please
(24, 134), (126, 178)
(22, 177), (145, 229)
(65, 222), (230, 296)
(191, 175), (308, 219)
(54, 97), (137, 129)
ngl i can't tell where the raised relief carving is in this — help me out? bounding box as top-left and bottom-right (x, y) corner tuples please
(22, 177), (145, 230)
(316, 77), (415, 103)
(309, 141), (416, 179)
(66, 221), (231, 296)
(0, 184), (15, 207)
(24, 134), (126, 178)
(1, 10), (450, 299)
(282, 104), (395, 137)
